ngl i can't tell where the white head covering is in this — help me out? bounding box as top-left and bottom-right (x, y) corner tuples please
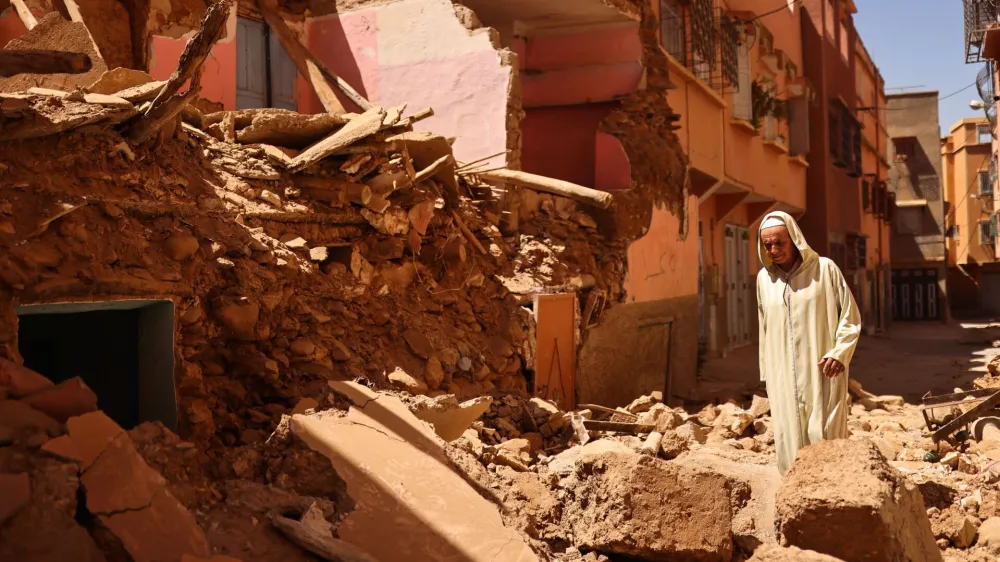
(760, 216), (785, 229)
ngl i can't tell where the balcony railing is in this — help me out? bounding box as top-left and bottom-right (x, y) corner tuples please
(965, 0), (1000, 63)
(659, 0), (742, 94)
(978, 62), (995, 103)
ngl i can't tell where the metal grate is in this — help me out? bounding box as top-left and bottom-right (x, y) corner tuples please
(660, 1), (686, 63)
(691, 0), (716, 74)
(719, 15), (740, 90)
(965, 0), (999, 64)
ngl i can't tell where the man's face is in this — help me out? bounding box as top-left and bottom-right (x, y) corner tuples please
(761, 225), (795, 267)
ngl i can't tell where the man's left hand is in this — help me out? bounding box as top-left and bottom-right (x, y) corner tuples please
(819, 357), (844, 378)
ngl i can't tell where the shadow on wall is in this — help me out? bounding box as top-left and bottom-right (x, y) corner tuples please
(576, 295), (699, 407)
(301, 12), (369, 114)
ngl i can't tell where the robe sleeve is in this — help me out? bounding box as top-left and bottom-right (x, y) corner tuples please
(821, 261), (862, 367)
(757, 273), (766, 382)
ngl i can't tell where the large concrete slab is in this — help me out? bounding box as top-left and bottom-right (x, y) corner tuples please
(292, 383), (538, 562)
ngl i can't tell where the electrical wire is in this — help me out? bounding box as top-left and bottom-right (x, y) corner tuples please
(936, 151), (992, 233)
(859, 83), (977, 112)
(749, 0), (804, 22)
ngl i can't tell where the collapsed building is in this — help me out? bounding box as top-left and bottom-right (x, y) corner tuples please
(2, 2), (1000, 562)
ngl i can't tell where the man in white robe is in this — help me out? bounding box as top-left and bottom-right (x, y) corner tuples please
(756, 211), (862, 475)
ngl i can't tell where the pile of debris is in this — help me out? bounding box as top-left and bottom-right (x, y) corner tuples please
(0, 0), (633, 454)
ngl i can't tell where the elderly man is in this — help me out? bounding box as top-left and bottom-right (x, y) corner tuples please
(756, 211), (862, 475)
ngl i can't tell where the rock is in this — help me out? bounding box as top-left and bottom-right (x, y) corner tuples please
(66, 410), (126, 469)
(776, 439), (942, 562)
(977, 517), (1000, 549)
(291, 398), (320, 415)
(0, 472), (30, 525)
(289, 338), (316, 356)
(659, 430), (690, 459)
(876, 395), (905, 408)
(388, 368), (428, 395)
(424, 355), (445, 390)
(0, 400), (61, 436)
(403, 328), (435, 359)
(329, 339), (352, 361)
(931, 507), (979, 548)
(40, 435), (84, 462)
(989, 355), (1000, 377)
(636, 403), (683, 432)
(163, 232), (200, 260)
(20, 377), (98, 423)
(676, 421), (709, 444)
(748, 395), (771, 418)
(714, 403), (754, 436)
(0, 357), (55, 398)
(408, 395), (492, 442)
(749, 545), (845, 561)
(562, 452), (732, 561)
(214, 299), (260, 340)
(626, 393), (660, 414)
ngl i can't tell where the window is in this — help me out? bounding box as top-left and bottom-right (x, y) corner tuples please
(659, 1), (686, 62)
(691, 0), (715, 83)
(862, 180), (871, 211)
(893, 137), (915, 162)
(978, 125), (993, 144)
(237, 18), (297, 110)
(829, 104), (842, 164)
(720, 15), (740, 89)
(980, 220), (996, 245)
(980, 170), (993, 195)
(788, 97), (810, 156)
(733, 43), (752, 121)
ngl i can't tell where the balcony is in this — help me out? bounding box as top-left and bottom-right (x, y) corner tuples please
(659, 0), (744, 94)
(965, 0), (1000, 63)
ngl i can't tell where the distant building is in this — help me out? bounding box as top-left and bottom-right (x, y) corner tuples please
(886, 91), (948, 322)
(941, 118), (1000, 315)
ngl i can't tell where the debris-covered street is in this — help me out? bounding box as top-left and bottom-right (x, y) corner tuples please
(1, 0), (1000, 561)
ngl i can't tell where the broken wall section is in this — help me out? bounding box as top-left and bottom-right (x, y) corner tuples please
(300, 0), (517, 170)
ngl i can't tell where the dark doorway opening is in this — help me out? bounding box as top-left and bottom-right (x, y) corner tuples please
(16, 300), (176, 430)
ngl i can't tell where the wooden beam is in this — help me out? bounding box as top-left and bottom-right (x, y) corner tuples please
(287, 106), (386, 172)
(0, 50), (91, 77)
(256, 0), (368, 113)
(478, 169), (614, 209)
(130, 0), (232, 142)
(695, 179), (723, 204)
(10, 0), (37, 30)
(146, 0), (231, 111)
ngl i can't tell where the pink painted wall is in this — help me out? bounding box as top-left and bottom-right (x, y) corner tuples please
(149, 7), (238, 110)
(303, 0), (512, 169)
(521, 104), (616, 187)
(595, 132), (630, 191)
(0, 8), (29, 46)
(624, 196), (700, 302)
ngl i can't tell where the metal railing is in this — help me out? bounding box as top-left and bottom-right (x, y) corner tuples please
(965, 0), (1000, 64)
(658, 0), (742, 94)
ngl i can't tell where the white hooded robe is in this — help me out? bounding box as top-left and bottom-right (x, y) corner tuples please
(756, 211), (862, 475)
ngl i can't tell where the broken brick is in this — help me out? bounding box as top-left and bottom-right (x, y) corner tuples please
(21, 377), (98, 423)
(0, 472), (30, 525)
(0, 356), (54, 398)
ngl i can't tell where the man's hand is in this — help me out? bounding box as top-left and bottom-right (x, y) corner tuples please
(818, 357), (844, 378)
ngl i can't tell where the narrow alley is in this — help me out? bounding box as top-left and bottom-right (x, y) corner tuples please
(0, 0), (999, 562)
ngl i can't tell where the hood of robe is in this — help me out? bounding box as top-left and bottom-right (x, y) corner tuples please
(757, 211), (818, 272)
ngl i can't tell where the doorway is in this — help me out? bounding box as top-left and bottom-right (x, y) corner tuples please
(237, 17), (298, 110)
(16, 300), (176, 429)
(725, 225), (751, 349)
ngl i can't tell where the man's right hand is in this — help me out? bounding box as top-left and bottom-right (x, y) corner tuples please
(818, 357), (844, 378)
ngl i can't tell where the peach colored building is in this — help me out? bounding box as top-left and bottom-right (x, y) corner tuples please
(855, 36), (892, 333)
(942, 118), (1000, 315)
(656, 0), (808, 361)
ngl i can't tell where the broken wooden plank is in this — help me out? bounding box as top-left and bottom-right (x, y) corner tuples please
(0, 50), (92, 77)
(582, 419), (655, 434)
(449, 209), (487, 255)
(269, 511), (381, 562)
(932, 389), (1000, 442)
(413, 154), (453, 184)
(256, 0), (349, 114)
(145, 0), (232, 113)
(129, 70), (203, 143)
(478, 169), (614, 209)
(10, 0), (37, 30)
(288, 106), (386, 172)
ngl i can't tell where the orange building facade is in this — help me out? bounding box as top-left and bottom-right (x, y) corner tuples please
(655, 0), (809, 360)
(942, 118), (1000, 315)
(855, 37), (892, 333)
